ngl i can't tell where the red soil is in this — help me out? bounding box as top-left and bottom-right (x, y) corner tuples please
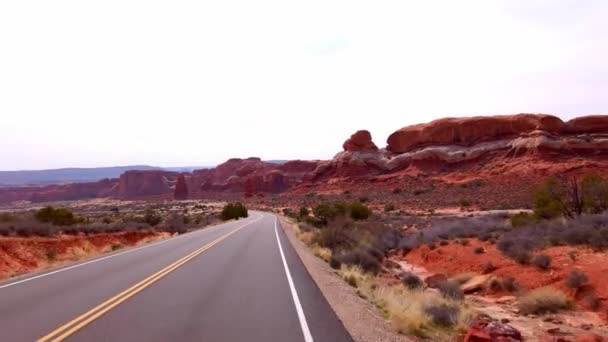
(0, 231), (168, 280)
(402, 240), (608, 314)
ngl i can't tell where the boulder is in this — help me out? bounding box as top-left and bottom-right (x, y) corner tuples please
(425, 273), (449, 289)
(464, 315), (523, 342)
(566, 115), (608, 134)
(343, 130), (378, 152)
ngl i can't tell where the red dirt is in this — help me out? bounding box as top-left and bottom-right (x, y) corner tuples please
(402, 240), (608, 315)
(0, 231), (168, 280)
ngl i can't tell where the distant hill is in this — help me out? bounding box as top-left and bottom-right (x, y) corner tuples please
(0, 165), (162, 186)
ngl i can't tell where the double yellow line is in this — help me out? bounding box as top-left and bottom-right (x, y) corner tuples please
(38, 218), (257, 342)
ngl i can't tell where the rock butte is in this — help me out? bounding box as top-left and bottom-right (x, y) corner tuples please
(1, 114), (607, 204)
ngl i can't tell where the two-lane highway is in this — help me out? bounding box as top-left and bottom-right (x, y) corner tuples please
(0, 212), (353, 341)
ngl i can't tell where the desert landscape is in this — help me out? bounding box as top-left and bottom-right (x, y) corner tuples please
(1, 114), (608, 341)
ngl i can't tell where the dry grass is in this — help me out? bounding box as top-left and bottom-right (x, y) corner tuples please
(311, 245), (332, 263)
(517, 287), (571, 315)
(336, 265), (474, 340)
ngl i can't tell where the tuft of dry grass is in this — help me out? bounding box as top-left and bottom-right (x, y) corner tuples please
(517, 287), (571, 315)
(311, 245), (332, 263)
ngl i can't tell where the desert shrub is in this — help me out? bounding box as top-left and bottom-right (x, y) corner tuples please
(35, 207), (79, 226)
(474, 247), (485, 254)
(517, 288), (570, 315)
(384, 204), (396, 212)
(424, 304), (460, 327)
(511, 212), (536, 227)
(502, 277), (518, 292)
(111, 244), (123, 251)
(533, 178), (572, 219)
(334, 248), (381, 274)
(45, 249), (57, 261)
(459, 199), (471, 208)
(102, 217), (113, 224)
(298, 207), (310, 218)
(16, 227), (33, 237)
(497, 237), (533, 264)
(459, 239), (470, 246)
(143, 209), (162, 226)
(358, 196), (369, 203)
(392, 188), (402, 194)
(583, 293), (601, 311)
(163, 214), (188, 234)
(566, 271), (588, 290)
(401, 272), (423, 290)
(0, 226), (12, 236)
(349, 202), (371, 220)
(439, 240), (449, 246)
(329, 256), (341, 270)
(531, 254), (552, 270)
(581, 174), (608, 214)
(313, 203), (343, 225)
(437, 280), (464, 300)
(221, 202), (248, 221)
(482, 262), (496, 274)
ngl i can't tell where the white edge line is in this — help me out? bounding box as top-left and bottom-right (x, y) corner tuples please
(0, 214), (259, 290)
(274, 216), (314, 342)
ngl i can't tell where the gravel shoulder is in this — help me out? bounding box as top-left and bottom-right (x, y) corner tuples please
(279, 216), (412, 342)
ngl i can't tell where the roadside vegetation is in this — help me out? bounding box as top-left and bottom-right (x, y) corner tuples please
(0, 201), (222, 238)
(287, 202), (475, 339)
(221, 202), (248, 221)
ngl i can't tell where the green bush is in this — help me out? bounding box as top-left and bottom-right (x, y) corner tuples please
(349, 202), (371, 220)
(221, 202), (248, 221)
(511, 212), (536, 227)
(35, 206), (79, 226)
(143, 209), (162, 226)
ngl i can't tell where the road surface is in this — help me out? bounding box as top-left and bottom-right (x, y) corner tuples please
(0, 212), (353, 342)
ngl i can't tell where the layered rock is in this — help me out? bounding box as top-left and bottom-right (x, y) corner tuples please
(174, 174), (189, 200)
(117, 170), (178, 199)
(343, 130), (378, 152)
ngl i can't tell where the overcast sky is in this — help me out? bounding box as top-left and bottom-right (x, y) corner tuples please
(1, 1), (607, 170)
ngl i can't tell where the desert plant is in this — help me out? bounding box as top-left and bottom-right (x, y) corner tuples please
(384, 204), (396, 212)
(531, 254), (552, 270)
(566, 270), (588, 290)
(143, 209), (162, 226)
(298, 206), (310, 218)
(517, 288), (570, 315)
(474, 247), (485, 254)
(482, 262), (496, 274)
(437, 280), (464, 300)
(401, 272), (423, 290)
(35, 206), (79, 226)
(424, 304), (460, 327)
(349, 202), (371, 220)
(221, 202), (248, 221)
(511, 212), (536, 227)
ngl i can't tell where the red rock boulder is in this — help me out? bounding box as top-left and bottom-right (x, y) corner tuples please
(343, 130), (378, 152)
(565, 115), (608, 134)
(464, 315), (523, 342)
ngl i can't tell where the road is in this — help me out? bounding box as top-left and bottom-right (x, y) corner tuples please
(0, 212), (353, 342)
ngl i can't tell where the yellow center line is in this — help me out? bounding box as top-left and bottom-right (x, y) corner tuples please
(37, 216), (261, 342)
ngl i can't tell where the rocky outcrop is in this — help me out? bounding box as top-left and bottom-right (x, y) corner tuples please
(387, 114), (608, 154)
(343, 130), (378, 152)
(117, 170), (178, 199)
(174, 174), (189, 200)
(464, 315), (523, 342)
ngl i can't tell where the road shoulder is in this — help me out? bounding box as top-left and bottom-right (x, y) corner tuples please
(279, 216), (412, 342)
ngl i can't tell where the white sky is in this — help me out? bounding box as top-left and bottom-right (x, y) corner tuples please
(1, 0), (607, 170)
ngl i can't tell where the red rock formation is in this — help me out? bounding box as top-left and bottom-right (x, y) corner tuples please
(174, 174), (189, 200)
(117, 170), (177, 199)
(0, 178), (118, 204)
(343, 130), (378, 152)
(387, 114), (566, 153)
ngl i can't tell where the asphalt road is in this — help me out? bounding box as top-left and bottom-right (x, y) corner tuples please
(0, 212), (353, 342)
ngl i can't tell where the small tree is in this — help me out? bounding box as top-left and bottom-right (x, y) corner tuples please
(221, 202), (248, 220)
(533, 177), (582, 219)
(581, 174), (608, 214)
